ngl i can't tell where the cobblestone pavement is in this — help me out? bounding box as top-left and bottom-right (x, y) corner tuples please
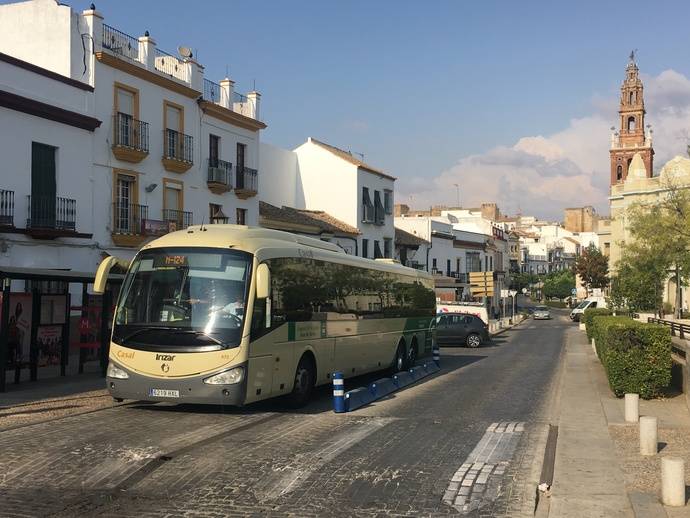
(0, 316), (568, 517)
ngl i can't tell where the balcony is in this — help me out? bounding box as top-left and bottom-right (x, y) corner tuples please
(162, 209), (193, 231)
(162, 129), (194, 173)
(102, 24), (139, 61)
(154, 48), (188, 82)
(26, 196), (78, 238)
(235, 166), (258, 199)
(111, 202), (149, 247)
(0, 190), (14, 227)
(112, 113), (149, 163)
(207, 159), (232, 194)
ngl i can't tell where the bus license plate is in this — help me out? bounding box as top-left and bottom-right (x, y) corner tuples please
(149, 388), (179, 398)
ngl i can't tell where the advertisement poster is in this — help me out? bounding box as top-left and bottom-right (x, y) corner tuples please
(5, 293), (32, 366)
(36, 325), (62, 366)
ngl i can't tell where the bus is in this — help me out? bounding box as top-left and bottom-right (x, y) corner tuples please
(94, 225), (436, 406)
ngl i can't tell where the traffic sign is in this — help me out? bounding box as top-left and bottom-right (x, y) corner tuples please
(571, 288), (577, 295)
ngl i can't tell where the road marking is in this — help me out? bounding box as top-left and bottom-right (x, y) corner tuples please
(442, 421), (525, 514)
(258, 417), (392, 501)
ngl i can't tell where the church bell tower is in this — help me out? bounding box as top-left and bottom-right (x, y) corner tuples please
(609, 52), (654, 185)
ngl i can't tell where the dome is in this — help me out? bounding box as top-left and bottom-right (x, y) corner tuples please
(659, 156), (690, 181)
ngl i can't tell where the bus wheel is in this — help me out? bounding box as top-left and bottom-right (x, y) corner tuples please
(391, 343), (406, 374)
(288, 355), (315, 408)
(406, 341), (418, 369)
(466, 333), (482, 348)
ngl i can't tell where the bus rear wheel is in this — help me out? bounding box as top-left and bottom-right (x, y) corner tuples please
(287, 355), (315, 408)
(391, 343), (406, 374)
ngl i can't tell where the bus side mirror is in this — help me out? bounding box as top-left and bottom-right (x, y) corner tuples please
(256, 263), (270, 299)
(94, 256), (129, 294)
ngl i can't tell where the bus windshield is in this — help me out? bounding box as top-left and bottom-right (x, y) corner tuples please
(113, 247), (252, 351)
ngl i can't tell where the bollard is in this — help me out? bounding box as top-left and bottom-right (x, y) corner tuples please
(432, 341), (440, 366)
(624, 394), (639, 423)
(639, 416), (658, 456)
(661, 457), (686, 507)
(332, 371), (345, 413)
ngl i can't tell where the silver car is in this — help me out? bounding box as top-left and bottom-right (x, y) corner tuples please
(533, 305), (551, 320)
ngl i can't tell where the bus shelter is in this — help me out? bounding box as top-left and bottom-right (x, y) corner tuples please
(0, 266), (123, 392)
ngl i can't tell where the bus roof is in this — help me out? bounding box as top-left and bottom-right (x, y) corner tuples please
(140, 225), (432, 280)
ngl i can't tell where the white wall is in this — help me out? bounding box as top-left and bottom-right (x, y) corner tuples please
(259, 142), (301, 208)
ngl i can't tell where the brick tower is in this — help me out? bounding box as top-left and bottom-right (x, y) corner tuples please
(609, 52), (654, 185)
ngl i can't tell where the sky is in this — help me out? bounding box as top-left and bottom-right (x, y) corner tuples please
(25, 1), (690, 219)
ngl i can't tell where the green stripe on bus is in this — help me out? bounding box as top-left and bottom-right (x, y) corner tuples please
(288, 322), (296, 341)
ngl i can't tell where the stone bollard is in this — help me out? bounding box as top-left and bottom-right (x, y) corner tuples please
(639, 416), (658, 456)
(625, 394), (639, 423)
(661, 457), (686, 507)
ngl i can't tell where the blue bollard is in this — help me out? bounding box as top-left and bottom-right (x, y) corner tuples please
(432, 341), (440, 366)
(332, 371), (345, 413)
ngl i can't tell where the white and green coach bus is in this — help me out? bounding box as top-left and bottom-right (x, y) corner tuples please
(95, 225), (436, 406)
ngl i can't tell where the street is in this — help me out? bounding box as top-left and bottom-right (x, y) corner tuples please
(0, 314), (567, 517)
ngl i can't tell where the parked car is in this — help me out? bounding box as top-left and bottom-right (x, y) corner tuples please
(533, 305), (551, 320)
(569, 296), (607, 322)
(435, 313), (490, 348)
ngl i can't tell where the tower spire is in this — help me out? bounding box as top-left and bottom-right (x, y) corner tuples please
(609, 54), (654, 185)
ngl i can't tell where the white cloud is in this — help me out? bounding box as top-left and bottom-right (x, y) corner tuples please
(397, 69), (690, 220)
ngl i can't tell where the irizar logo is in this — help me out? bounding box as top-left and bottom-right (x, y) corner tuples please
(156, 354), (176, 361)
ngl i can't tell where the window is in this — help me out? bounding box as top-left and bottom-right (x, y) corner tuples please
(485, 256), (488, 271)
(446, 259), (451, 277)
(362, 187), (374, 223)
(465, 252), (481, 273)
(384, 190), (393, 215)
(432, 258), (437, 271)
(374, 190), (385, 225)
(362, 238), (369, 258)
(113, 171), (139, 233)
(164, 101), (184, 159)
(627, 116), (636, 132)
(236, 208), (247, 225)
(629, 91), (635, 104)
(209, 135), (220, 166)
(604, 242), (611, 256)
(162, 178), (184, 229)
(490, 256), (493, 271)
(383, 238), (392, 258)
(456, 258), (461, 274)
(374, 240), (382, 259)
(209, 203), (227, 224)
(114, 84), (138, 148)
(616, 165), (623, 181)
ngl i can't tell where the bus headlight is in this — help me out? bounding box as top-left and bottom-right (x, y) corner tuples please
(107, 362), (129, 379)
(203, 367), (244, 385)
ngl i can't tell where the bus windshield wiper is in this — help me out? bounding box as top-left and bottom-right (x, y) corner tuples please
(169, 330), (223, 345)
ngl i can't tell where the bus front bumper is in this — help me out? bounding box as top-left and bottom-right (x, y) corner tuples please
(107, 362), (248, 406)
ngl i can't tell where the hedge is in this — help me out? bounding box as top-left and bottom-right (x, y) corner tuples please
(544, 301), (567, 308)
(589, 316), (672, 399)
(583, 307), (612, 340)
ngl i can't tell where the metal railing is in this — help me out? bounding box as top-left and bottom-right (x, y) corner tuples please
(154, 48), (186, 81)
(113, 113), (149, 152)
(236, 166), (258, 192)
(162, 208), (192, 230)
(203, 79), (221, 103)
(647, 317), (690, 340)
(27, 195), (76, 230)
(102, 24), (139, 61)
(0, 189), (14, 226)
(208, 159), (232, 187)
(163, 129), (194, 163)
(233, 91), (248, 104)
(112, 202), (148, 234)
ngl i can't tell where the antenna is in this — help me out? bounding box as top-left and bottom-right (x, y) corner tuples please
(225, 64), (229, 78)
(199, 215), (205, 231)
(252, 78), (256, 91)
(178, 46), (193, 59)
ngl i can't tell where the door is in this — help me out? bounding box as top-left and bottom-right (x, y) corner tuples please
(236, 143), (246, 188)
(450, 315), (471, 344)
(435, 315), (452, 344)
(31, 142), (56, 228)
(116, 87), (135, 146)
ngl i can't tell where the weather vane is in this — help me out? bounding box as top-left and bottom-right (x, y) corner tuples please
(629, 49), (637, 63)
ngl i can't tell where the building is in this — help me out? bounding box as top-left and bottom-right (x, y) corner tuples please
(609, 53), (654, 185)
(563, 206), (597, 233)
(260, 138), (395, 258)
(0, 0), (265, 276)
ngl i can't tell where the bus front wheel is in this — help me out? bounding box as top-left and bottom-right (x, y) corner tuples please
(391, 343), (406, 374)
(288, 355), (315, 408)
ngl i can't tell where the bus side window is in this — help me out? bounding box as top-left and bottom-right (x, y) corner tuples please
(250, 299), (266, 340)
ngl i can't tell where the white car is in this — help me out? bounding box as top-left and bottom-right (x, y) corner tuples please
(533, 306), (551, 320)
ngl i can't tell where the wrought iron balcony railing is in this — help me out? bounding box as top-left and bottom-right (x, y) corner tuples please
(162, 208), (192, 230)
(102, 24), (139, 61)
(208, 159), (232, 187)
(235, 166), (258, 192)
(0, 189), (14, 227)
(113, 113), (149, 153)
(27, 195), (76, 231)
(203, 79), (221, 103)
(112, 202), (148, 235)
(163, 129), (194, 163)
(154, 48), (187, 81)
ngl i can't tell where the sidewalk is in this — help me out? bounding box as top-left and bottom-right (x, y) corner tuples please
(549, 326), (690, 517)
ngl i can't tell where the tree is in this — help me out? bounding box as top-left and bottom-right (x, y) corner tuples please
(543, 270), (575, 300)
(626, 184), (690, 318)
(575, 244), (609, 295)
(610, 243), (665, 313)
(509, 272), (537, 292)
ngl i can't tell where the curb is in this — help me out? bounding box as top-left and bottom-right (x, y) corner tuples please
(491, 316), (529, 337)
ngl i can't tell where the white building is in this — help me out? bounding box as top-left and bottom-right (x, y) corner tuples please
(260, 138), (395, 257)
(0, 0), (265, 274)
